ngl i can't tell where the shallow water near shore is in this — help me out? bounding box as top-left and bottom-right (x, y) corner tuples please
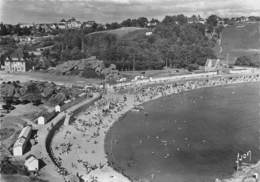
(105, 82), (260, 182)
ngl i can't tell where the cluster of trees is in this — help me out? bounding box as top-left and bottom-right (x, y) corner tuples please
(1, 14), (224, 71)
(0, 157), (29, 176)
(42, 14), (219, 71)
(96, 15), (218, 70)
(0, 81), (79, 109)
(0, 16), (156, 36)
(2, 14), (260, 36)
(235, 56), (260, 67)
(120, 17), (159, 28)
(104, 17), (159, 30)
(0, 23), (32, 36)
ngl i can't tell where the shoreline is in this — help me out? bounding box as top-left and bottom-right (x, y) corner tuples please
(50, 73), (260, 182)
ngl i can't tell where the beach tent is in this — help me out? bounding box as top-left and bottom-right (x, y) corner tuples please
(55, 105), (61, 113)
(37, 116), (45, 125)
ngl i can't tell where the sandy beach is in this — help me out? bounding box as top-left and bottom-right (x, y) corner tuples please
(48, 72), (260, 182)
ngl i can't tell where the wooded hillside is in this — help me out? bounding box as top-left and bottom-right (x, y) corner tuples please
(51, 15), (219, 71)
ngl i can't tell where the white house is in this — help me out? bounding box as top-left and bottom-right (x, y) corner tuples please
(67, 18), (81, 29)
(5, 59), (26, 72)
(55, 105), (61, 113)
(13, 137), (27, 156)
(25, 155), (39, 171)
(37, 116), (45, 125)
(19, 23), (33, 28)
(13, 126), (32, 156)
(57, 22), (66, 29)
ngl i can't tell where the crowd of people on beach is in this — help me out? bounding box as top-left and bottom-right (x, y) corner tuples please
(133, 74), (260, 105)
(50, 73), (260, 182)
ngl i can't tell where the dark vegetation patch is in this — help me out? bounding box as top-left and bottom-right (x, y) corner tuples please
(0, 128), (15, 141)
(235, 55), (260, 67)
(0, 158), (29, 175)
(0, 80), (82, 109)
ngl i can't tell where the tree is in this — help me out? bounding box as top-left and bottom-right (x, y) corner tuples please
(14, 24), (22, 35)
(0, 23), (8, 35)
(176, 14), (188, 25)
(187, 63), (199, 71)
(154, 23), (179, 39)
(137, 17), (148, 27)
(207, 15), (218, 27)
(162, 16), (177, 25)
(0, 83), (16, 106)
(106, 22), (121, 30)
(48, 92), (66, 106)
(150, 18), (160, 24)
(191, 15), (198, 23)
(22, 93), (42, 105)
(20, 82), (42, 105)
(121, 19), (132, 27)
(235, 56), (259, 67)
(47, 14), (219, 71)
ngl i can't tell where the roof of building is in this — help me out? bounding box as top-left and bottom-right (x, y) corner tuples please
(13, 137), (26, 148)
(25, 155), (38, 167)
(58, 22), (66, 25)
(25, 155), (37, 162)
(38, 116), (45, 120)
(18, 125), (32, 139)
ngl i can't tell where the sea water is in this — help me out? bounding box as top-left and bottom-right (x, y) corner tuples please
(105, 82), (260, 182)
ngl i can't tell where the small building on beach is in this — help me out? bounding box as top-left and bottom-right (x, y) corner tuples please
(13, 137), (27, 156)
(13, 126), (32, 156)
(55, 105), (61, 113)
(37, 116), (45, 125)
